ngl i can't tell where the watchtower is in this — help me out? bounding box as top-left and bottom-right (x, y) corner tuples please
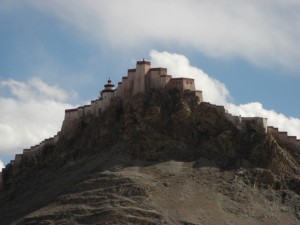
(132, 59), (150, 95)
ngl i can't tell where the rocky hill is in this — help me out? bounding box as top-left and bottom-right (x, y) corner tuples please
(1, 89), (300, 225)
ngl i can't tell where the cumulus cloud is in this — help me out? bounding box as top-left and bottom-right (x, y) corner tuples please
(18, 0), (300, 70)
(150, 50), (300, 138)
(150, 50), (230, 105)
(0, 78), (75, 154)
(0, 159), (4, 170)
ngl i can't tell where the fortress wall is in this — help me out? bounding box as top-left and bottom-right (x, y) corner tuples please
(12, 131), (61, 168)
(122, 77), (129, 99)
(23, 149), (31, 155)
(268, 126), (300, 151)
(147, 68), (168, 90)
(149, 68), (167, 76)
(100, 91), (114, 111)
(288, 136), (298, 145)
(44, 137), (54, 146)
(146, 71), (160, 90)
(83, 104), (92, 115)
(127, 70), (136, 97)
(225, 113), (242, 126)
(216, 105), (226, 114)
(241, 117), (268, 133)
(78, 107), (84, 118)
(91, 99), (101, 115)
(90, 100), (96, 113)
(15, 154), (22, 165)
(225, 113), (267, 133)
(167, 79), (184, 90)
(133, 62), (150, 95)
(278, 131), (288, 141)
(160, 75), (172, 89)
(182, 78), (196, 91)
(115, 82), (123, 98)
(10, 160), (15, 166)
(65, 108), (79, 121)
(102, 91), (114, 102)
(193, 90), (203, 103)
(54, 132), (60, 143)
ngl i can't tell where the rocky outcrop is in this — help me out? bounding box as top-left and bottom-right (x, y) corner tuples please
(0, 89), (300, 224)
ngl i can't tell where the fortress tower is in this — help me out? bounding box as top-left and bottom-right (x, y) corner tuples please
(99, 78), (115, 110)
(132, 60), (151, 95)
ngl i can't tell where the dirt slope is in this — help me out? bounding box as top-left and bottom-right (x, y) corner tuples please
(12, 160), (300, 225)
(1, 89), (300, 224)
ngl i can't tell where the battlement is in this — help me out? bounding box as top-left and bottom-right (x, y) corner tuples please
(267, 126), (300, 151)
(0, 131), (61, 189)
(225, 112), (267, 133)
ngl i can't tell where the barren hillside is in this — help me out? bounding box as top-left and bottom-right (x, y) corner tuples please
(1, 90), (300, 225)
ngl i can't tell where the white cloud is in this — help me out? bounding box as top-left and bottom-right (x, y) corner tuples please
(226, 102), (300, 138)
(0, 159), (4, 170)
(150, 50), (230, 105)
(150, 50), (300, 138)
(0, 78), (75, 154)
(21, 0), (300, 70)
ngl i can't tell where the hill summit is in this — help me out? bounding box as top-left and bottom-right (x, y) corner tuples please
(1, 61), (300, 225)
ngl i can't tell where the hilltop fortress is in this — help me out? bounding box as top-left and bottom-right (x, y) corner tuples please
(1, 60), (300, 189)
(62, 60), (202, 130)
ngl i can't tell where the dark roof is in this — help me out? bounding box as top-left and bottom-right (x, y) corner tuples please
(149, 67), (167, 71)
(101, 89), (115, 93)
(104, 83), (114, 87)
(170, 78), (194, 81)
(137, 60), (150, 65)
(65, 108), (78, 112)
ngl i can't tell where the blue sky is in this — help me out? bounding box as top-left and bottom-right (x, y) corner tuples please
(0, 1), (300, 167)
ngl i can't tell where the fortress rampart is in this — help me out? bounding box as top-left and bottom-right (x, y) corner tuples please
(0, 131), (61, 189)
(225, 111), (268, 133)
(0, 60), (298, 189)
(267, 126), (300, 152)
(201, 102), (268, 133)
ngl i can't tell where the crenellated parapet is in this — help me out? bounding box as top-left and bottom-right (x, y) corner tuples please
(225, 111), (267, 133)
(22, 131), (61, 161)
(267, 126), (300, 152)
(0, 131), (61, 189)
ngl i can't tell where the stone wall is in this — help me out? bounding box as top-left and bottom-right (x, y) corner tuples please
(225, 112), (267, 133)
(167, 78), (196, 91)
(133, 61), (150, 95)
(268, 126), (300, 151)
(193, 91), (203, 103)
(0, 131), (61, 188)
(22, 132), (61, 162)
